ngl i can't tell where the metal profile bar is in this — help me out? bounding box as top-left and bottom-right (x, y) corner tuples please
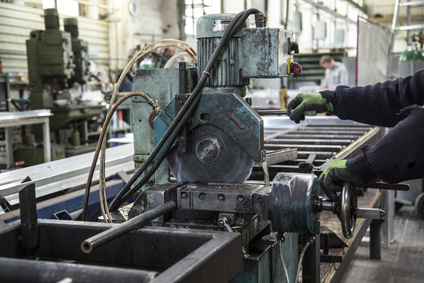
(399, 1), (424, 7)
(396, 24), (424, 31)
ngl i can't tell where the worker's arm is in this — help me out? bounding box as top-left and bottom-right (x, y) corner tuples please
(347, 105), (424, 184)
(320, 106), (424, 199)
(321, 69), (424, 127)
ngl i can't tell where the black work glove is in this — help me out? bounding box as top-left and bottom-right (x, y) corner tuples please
(319, 160), (373, 201)
(287, 92), (333, 123)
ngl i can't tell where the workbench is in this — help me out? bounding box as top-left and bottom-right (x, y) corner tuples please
(0, 110), (51, 169)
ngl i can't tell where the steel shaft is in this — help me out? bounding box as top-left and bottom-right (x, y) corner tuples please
(81, 200), (176, 253)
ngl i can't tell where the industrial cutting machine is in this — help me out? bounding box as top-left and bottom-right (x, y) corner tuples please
(0, 9), (403, 283)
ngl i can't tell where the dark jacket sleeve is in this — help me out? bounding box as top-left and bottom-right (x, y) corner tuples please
(320, 69), (424, 184)
(320, 69), (424, 127)
(346, 105), (424, 184)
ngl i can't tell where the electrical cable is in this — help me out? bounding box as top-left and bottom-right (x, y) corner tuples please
(96, 43), (194, 221)
(164, 52), (197, 68)
(108, 8), (263, 211)
(82, 40), (196, 221)
(82, 92), (158, 220)
(278, 240), (290, 283)
(295, 237), (314, 283)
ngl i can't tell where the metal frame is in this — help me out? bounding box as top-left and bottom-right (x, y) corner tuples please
(0, 110), (52, 168)
(0, 220), (242, 283)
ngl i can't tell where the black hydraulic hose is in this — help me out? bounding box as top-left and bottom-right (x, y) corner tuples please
(108, 11), (245, 211)
(108, 9), (262, 211)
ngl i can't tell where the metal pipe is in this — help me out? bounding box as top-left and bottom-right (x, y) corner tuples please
(81, 201), (176, 253)
(0, 257), (157, 283)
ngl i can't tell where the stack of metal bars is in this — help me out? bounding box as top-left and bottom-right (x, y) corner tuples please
(249, 124), (375, 181)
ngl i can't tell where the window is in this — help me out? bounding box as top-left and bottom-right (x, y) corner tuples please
(184, 0), (221, 36)
(43, 0), (80, 17)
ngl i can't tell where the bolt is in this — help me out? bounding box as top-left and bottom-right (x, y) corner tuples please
(237, 195), (245, 202)
(218, 194), (225, 202)
(204, 147), (211, 154)
(180, 149), (186, 154)
(181, 192), (188, 199)
(199, 193), (206, 201)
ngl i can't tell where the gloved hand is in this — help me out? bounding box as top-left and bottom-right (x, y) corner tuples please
(287, 93), (333, 123)
(319, 159), (366, 201)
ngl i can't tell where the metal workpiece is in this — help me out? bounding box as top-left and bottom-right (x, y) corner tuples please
(81, 201), (177, 253)
(265, 148), (298, 165)
(268, 172), (321, 234)
(242, 28), (294, 78)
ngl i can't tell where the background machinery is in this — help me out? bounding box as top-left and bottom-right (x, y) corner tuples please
(16, 8), (103, 166)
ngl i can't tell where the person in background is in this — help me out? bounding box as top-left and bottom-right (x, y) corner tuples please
(287, 69), (424, 201)
(320, 55), (349, 90)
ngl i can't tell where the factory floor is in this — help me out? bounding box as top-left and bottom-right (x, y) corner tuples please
(342, 205), (424, 283)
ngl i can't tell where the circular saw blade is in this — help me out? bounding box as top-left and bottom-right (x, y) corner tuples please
(167, 124), (254, 184)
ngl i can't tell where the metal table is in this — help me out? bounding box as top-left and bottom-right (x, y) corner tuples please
(0, 110), (51, 168)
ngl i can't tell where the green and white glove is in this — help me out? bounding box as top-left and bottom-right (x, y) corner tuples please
(319, 160), (365, 201)
(287, 93), (333, 123)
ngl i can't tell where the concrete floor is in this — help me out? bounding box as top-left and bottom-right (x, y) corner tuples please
(342, 205), (424, 283)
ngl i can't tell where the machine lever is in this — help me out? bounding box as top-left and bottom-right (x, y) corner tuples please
(218, 216), (249, 257)
(375, 182), (410, 191)
(356, 208), (385, 219)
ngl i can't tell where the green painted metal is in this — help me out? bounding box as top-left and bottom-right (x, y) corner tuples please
(197, 14), (249, 88)
(155, 92), (263, 162)
(132, 68), (181, 185)
(65, 18), (90, 85)
(13, 144), (65, 166)
(242, 28), (293, 78)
